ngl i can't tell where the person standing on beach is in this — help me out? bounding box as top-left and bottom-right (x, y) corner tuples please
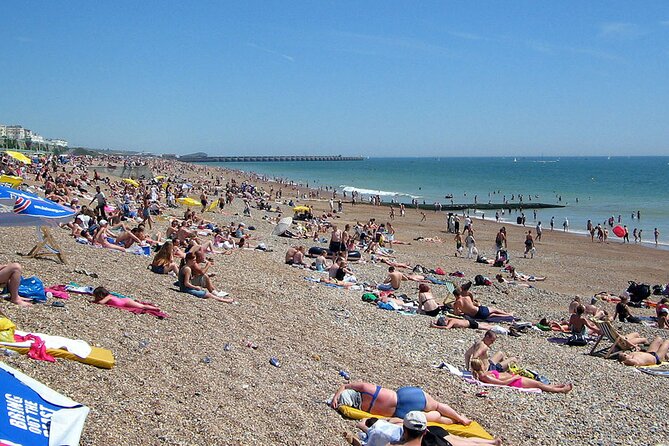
(523, 230), (535, 258)
(563, 218), (569, 232)
(632, 228), (638, 243)
(495, 227), (507, 251)
(550, 216), (554, 231)
(623, 225), (630, 243)
(655, 228), (660, 246)
(638, 229), (643, 243)
(389, 206), (395, 220)
(535, 222), (542, 242)
(90, 185), (107, 220)
(454, 232), (463, 257)
(465, 230), (478, 259)
(420, 212), (426, 222)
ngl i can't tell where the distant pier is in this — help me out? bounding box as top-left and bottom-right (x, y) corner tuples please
(180, 155), (364, 163)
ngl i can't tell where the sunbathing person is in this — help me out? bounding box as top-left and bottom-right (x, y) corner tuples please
(431, 315), (494, 331)
(93, 220), (127, 252)
(92, 286), (160, 311)
(292, 246), (308, 266)
(330, 381), (472, 425)
(508, 266), (545, 282)
(115, 227), (143, 249)
(416, 284), (442, 316)
(453, 287), (513, 320)
(464, 330), (516, 372)
(150, 241), (179, 275)
(285, 246), (297, 265)
(569, 305), (601, 335)
(658, 305), (668, 330)
(177, 252), (233, 302)
(377, 266), (408, 291)
(470, 359), (573, 393)
(494, 274), (532, 288)
(0, 262), (30, 307)
(618, 336), (669, 366)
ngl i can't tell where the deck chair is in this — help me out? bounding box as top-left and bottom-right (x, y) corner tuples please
(589, 319), (636, 358)
(25, 226), (67, 264)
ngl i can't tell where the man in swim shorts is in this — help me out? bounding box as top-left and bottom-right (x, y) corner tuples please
(464, 330), (516, 372)
(377, 266), (407, 291)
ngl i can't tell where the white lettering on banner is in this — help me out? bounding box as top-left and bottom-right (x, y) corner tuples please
(4, 394), (53, 437)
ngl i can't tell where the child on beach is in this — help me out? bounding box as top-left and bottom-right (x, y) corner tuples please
(92, 286), (160, 311)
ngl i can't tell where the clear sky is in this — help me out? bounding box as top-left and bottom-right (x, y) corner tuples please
(1, 1), (668, 156)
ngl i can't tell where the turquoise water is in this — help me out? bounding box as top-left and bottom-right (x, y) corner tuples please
(206, 157), (669, 245)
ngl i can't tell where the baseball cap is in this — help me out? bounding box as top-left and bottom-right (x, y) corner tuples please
(403, 411), (427, 431)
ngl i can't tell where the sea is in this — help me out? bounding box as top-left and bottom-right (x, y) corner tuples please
(205, 156), (669, 247)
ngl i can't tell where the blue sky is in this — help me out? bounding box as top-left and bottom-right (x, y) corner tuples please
(1, 1), (668, 156)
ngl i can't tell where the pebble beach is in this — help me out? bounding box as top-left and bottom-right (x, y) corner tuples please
(1, 160), (668, 446)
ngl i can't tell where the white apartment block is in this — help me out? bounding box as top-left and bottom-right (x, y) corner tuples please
(0, 124), (67, 147)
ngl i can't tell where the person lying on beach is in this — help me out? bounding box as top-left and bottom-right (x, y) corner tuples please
(453, 286), (514, 320)
(470, 359), (573, 393)
(508, 266), (545, 282)
(343, 413), (501, 446)
(0, 262), (30, 307)
(92, 286), (160, 311)
(177, 252), (233, 302)
(494, 274), (532, 288)
(150, 241), (179, 275)
(371, 255), (412, 269)
(618, 336), (669, 366)
(93, 220), (127, 252)
(330, 381), (472, 425)
(413, 236), (443, 243)
(377, 266), (408, 291)
(431, 315), (494, 331)
(416, 284), (443, 316)
(464, 330), (516, 372)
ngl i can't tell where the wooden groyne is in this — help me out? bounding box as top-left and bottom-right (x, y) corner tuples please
(180, 155), (364, 163)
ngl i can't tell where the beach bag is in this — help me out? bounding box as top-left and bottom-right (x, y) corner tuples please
(18, 276), (47, 302)
(361, 293), (378, 303)
(0, 317), (16, 343)
(566, 333), (588, 346)
(474, 275), (487, 286)
(627, 281), (650, 302)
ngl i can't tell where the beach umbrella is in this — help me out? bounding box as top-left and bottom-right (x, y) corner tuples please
(177, 197), (201, 207)
(4, 150), (32, 165)
(272, 217), (293, 236)
(0, 362), (89, 446)
(0, 175), (23, 188)
(293, 205), (310, 213)
(0, 185), (75, 263)
(122, 178), (140, 187)
(0, 186), (75, 227)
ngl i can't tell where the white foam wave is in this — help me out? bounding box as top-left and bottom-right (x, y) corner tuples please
(340, 185), (420, 199)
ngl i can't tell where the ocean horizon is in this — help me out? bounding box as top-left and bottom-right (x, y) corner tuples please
(204, 156), (669, 246)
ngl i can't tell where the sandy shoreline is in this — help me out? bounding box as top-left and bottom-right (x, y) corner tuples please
(1, 159), (668, 445)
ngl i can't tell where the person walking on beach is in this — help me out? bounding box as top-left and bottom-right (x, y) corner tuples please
(465, 231), (478, 259)
(420, 212), (426, 222)
(454, 232), (463, 257)
(623, 225), (629, 243)
(90, 185), (107, 220)
(535, 221), (542, 242)
(523, 230), (535, 258)
(563, 217), (569, 232)
(389, 206), (395, 220)
(495, 227), (507, 251)
(655, 228), (660, 246)
(638, 229), (643, 243)
(632, 228), (638, 243)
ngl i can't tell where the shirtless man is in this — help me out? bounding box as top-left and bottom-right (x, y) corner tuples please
(464, 330), (516, 372)
(377, 266), (407, 291)
(618, 336), (669, 366)
(285, 246), (298, 265)
(453, 286), (513, 320)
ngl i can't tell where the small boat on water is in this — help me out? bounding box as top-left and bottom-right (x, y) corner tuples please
(513, 158), (518, 162)
(444, 194), (453, 199)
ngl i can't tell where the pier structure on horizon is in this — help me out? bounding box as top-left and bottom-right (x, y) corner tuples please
(179, 154), (364, 163)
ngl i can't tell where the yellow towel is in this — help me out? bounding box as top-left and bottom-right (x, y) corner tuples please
(337, 405), (493, 439)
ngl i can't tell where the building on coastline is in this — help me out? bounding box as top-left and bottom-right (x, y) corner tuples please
(0, 124), (68, 148)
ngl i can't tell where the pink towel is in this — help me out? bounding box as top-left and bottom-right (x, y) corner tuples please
(13, 334), (56, 362)
(45, 285), (70, 300)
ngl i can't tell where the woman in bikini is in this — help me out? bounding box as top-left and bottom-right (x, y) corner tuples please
(470, 359), (573, 393)
(330, 381), (472, 426)
(417, 284), (441, 317)
(150, 241), (179, 275)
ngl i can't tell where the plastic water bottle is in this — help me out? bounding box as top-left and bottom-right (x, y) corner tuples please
(269, 357), (281, 368)
(339, 370), (350, 380)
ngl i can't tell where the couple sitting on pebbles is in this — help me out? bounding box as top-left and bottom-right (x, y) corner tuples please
(464, 330), (573, 393)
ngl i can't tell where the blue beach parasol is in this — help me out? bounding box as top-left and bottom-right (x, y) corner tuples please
(0, 186), (75, 227)
(0, 185), (75, 263)
(0, 362), (89, 446)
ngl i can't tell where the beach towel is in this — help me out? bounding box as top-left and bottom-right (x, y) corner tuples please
(12, 334), (56, 362)
(482, 315), (517, 323)
(45, 285), (71, 299)
(336, 405), (493, 440)
(637, 365), (669, 377)
(435, 362), (542, 393)
(97, 300), (169, 318)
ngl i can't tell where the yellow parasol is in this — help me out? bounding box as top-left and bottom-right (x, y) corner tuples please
(5, 151), (32, 165)
(177, 197), (201, 207)
(293, 205), (310, 213)
(154, 175), (167, 181)
(122, 178), (140, 187)
(0, 175), (23, 187)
